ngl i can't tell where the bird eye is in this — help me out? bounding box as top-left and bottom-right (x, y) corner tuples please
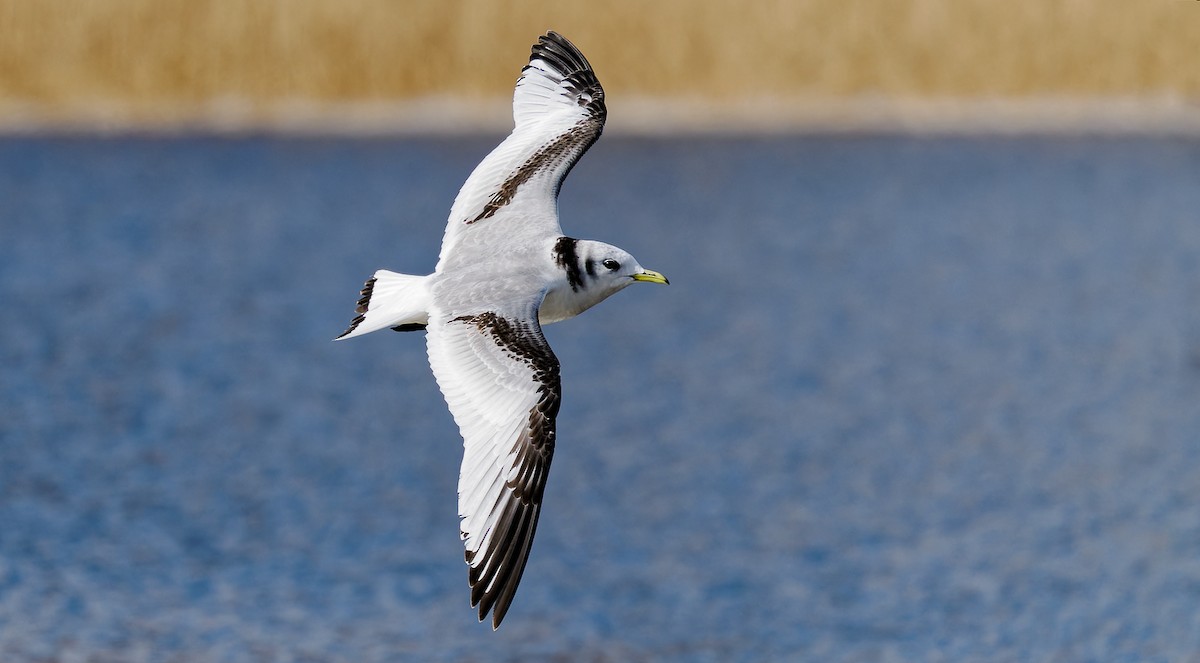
(602, 259), (620, 271)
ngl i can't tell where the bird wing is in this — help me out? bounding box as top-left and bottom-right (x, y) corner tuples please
(425, 296), (560, 629)
(436, 31), (607, 274)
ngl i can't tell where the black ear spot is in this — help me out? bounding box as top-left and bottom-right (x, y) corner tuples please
(602, 258), (620, 271)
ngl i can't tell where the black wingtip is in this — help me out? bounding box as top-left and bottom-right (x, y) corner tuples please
(523, 30), (606, 128)
(531, 31), (594, 77)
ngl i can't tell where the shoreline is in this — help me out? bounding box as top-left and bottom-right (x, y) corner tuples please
(1, 95), (1198, 136)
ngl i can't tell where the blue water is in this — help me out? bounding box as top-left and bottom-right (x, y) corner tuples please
(2, 134), (1200, 661)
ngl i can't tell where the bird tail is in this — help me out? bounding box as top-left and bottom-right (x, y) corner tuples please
(334, 270), (432, 340)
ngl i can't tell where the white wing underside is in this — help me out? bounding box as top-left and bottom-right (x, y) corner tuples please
(435, 33), (606, 275)
(425, 299), (559, 628)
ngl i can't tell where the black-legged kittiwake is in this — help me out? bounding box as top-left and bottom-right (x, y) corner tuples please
(336, 31), (668, 629)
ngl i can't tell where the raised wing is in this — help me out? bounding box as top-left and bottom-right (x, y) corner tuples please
(436, 31), (607, 273)
(425, 303), (560, 629)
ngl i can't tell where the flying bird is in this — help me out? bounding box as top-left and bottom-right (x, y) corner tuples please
(336, 31), (668, 629)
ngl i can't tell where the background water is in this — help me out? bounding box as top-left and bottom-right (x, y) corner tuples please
(2, 135), (1200, 662)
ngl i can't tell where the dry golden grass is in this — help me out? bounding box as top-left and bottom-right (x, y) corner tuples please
(1, 0), (1198, 127)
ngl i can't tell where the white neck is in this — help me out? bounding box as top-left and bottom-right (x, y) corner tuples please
(539, 278), (623, 325)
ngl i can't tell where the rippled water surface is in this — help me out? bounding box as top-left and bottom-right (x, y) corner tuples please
(2, 135), (1200, 661)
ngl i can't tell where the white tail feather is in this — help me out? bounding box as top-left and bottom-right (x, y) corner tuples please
(335, 270), (432, 340)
